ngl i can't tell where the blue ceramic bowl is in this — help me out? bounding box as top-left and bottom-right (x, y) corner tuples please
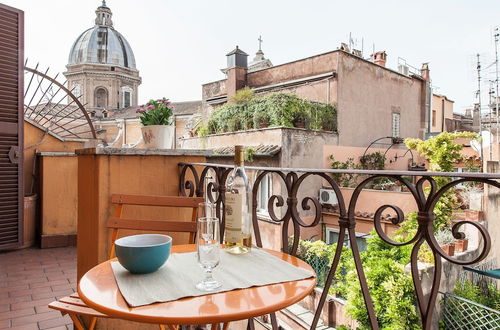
(115, 234), (172, 274)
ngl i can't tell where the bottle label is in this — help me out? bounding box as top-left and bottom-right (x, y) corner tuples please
(225, 193), (242, 243)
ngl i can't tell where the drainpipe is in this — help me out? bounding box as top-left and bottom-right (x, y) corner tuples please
(441, 99), (445, 132)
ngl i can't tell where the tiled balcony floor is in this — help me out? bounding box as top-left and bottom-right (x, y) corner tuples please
(0, 247), (76, 330)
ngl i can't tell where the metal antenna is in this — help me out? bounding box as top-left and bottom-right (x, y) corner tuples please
(494, 27), (499, 148)
(477, 53), (484, 170)
(489, 81), (493, 161)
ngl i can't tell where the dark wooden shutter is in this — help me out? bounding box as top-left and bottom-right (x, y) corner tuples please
(0, 4), (24, 250)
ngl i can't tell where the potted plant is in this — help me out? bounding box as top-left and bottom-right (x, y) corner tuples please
(455, 233), (469, 252)
(254, 110), (271, 128)
(435, 230), (455, 256)
(291, 108), (310, 128)
(460, 184), (484, 221)
(137, 98), (175, 148)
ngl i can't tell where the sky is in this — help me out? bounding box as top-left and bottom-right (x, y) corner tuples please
(5, 0), (500, 113)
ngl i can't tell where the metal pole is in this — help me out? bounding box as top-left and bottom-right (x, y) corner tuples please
(489, 82), (493, 161)
(477, 54), (484, 171)
(495, 28), (499, 157)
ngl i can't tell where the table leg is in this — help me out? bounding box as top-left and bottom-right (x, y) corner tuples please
(222, 322), (230, 330)
(161, 325), (178, 330)
(210, 323), (219, 330)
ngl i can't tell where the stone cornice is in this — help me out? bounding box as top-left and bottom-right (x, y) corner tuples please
(64, 70), (141, 84)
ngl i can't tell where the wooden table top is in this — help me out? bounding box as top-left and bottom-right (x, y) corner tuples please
(77, 244), (317, 325)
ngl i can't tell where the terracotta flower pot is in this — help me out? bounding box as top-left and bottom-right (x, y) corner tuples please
(294, 121), (306, 128)
(465, 210), (483, 221)
(455, 239), (468, 252)
(442, 244), (455, 256)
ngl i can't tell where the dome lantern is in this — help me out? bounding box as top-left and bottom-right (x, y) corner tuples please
(95, 0), (113, 27)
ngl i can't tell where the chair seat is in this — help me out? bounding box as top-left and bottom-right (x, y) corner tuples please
(49, 293), (108, 318)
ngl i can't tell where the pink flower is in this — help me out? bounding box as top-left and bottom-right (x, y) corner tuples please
(147, 105), (154, 110)
(136, 108), (145, 113)
(168, 106), (175, 110)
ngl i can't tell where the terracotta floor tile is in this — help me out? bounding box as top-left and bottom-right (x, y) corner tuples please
(0, 247), (75, 330)
(8, 323), (39, 330)
(10, 298), (55, 311)
(38, 314), (71, 330)
(0, 307), (35, 321)
(10, 310), (61, 327)
(0, 319), (9, 329)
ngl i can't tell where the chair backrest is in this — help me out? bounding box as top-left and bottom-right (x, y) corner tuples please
(107, 194), (204, 259)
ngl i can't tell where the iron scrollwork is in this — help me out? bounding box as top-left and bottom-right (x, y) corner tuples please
(179, 162), (499, 330)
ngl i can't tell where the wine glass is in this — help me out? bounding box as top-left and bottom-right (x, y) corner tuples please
(198, 202), (215, 219)
(196, 217), (222, 291)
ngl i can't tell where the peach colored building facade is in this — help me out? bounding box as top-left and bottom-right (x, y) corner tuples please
(431, 94), (454, 133)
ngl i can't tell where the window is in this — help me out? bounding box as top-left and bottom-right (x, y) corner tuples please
(392, 113), (401, 137)
(73, 83), (81, 98)
(326, 228), (369, 252)
(432, 110), (437, 127)
(121, 86), (133, 108)
(257, 173), (272, 214)
(124, 91), (131, 108)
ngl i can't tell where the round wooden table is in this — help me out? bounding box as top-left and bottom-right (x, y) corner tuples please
(78, 244), (316, 325)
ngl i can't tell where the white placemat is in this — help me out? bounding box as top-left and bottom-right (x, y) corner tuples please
(111, 248), (315, 307)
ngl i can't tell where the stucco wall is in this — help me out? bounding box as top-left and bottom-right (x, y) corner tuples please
(24, 121), (85, 194)
(247, 51), (339, 87)
(431, 94), (454, 133)
(77, 149), (208, 280)
(39, 154), (78, 236)
(336, 52), (425, 147)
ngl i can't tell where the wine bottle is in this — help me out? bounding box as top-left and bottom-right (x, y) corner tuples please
(224, 145), (253, 254)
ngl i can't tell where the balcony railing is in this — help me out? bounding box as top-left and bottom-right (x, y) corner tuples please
(178, 162), (500, 330)
(442, 292), (500, 329)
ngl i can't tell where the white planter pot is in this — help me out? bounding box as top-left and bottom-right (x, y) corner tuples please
(141, 125), (175, 149)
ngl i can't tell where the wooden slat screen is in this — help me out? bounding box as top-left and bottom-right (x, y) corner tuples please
(0, 4), (23, 250)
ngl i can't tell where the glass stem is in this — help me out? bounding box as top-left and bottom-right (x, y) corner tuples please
(204, 268), (213, 282)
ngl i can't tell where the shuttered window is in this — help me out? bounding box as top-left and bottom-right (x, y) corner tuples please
(0, 4), (24, 250)
(392, 113), (401, 137)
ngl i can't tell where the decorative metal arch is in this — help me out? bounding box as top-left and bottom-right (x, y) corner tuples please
(24, 63), (96, 140)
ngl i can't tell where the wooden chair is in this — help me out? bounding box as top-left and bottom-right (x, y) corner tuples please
(49, 194), (204, 330)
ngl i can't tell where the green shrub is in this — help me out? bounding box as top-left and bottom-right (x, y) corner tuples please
(230, 86), (254, 104)
(204, 92), (337, 134)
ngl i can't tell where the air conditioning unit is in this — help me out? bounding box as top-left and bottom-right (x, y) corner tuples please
(319, 189), (338, 206)
(398, 64), (409, 76)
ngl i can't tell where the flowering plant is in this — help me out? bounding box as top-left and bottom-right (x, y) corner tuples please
(136, 98), (174, 126)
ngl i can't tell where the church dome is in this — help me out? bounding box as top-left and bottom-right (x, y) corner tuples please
(67, 1), (137, 70)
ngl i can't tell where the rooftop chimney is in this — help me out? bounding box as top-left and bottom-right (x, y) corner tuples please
(371, 51), (387, 67)
(225, 46), (248, 101)
(420, 63), (430, 82)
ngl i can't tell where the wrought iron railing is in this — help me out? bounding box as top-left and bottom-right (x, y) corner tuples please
(178, 162), (500, 330)
(442, 292), (500, 329)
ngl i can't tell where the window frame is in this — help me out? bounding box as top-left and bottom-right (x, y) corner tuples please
(256, 173), (272, 216)
(392, 112), (401, 137)
(325, 227), (371, 251)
